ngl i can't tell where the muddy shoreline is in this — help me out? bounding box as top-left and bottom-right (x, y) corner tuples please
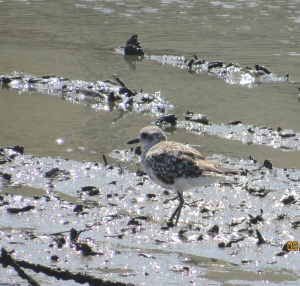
(1, 34), (300, 285)
(1, 143), (300, 285)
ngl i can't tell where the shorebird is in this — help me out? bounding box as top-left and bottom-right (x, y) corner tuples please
(127, 126), (239, 226)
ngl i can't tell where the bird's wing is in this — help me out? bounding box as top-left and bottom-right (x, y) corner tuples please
(145, 141), (238, 179)
(177, 143), (238, 175)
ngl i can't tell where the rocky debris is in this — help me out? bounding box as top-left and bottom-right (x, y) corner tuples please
(263, 159), (273, 170)
(184, 111), (210, 125)
(177, 113), (300, 152)
(117, 36), (288, 87)
(256, 229), (266, 245)
(123, 34), (144, 56)
(113, 118), (300, 163)
(0, 72), (173, 115)
(7, 206), (35, 214)
(155, 114), (177, 126)
(0, 145), (24, 164)
(148, 54), (287, 86)
(1, 146), (300, 285)
(0, 247), (129, 286)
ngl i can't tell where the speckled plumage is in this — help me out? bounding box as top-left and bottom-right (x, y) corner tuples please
(127, 126), (238, 225)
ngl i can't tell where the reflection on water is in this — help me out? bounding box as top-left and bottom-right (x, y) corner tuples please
(1, 0), (300, 284)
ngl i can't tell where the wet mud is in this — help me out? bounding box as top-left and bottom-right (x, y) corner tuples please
(1, 146), (300, 285)
(1, 71), (299, 154)
(180, 111), (300, 152)
(0, 72), (173, 115)
(1, 35), (300, 285)
(114, 36), (300, 153)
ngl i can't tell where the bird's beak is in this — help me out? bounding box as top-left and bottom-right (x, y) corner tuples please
(127, 138), (140, 144)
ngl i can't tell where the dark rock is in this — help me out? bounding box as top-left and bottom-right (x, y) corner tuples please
(88, 189), (100, 196)
(135, 216), (148, 220)
(1, 77), (12, 85)
(263, 159), (272, 169)
(2, 173), (11, 181)
(279, 132), (296, 138)
(185, 111), (209, 125)
(291, 221), (300, 229)
(228, 120), (242, 125)
(70, 228), (78, 241)
(141, 94), (154, 103)
(75, 243), (93, 255)
(45, 168), (60, 178)
(73, 204), (84, 213)
(123, 35), (144, 56)
(81, 186), (98, 192)
(255, 64), (271, 74)
(7, 205), (35, 213)
(127, 218), (141, 226)
(197, 234), (204, 241)
(12, 145), (24, 154)
(146, 193), (156, 199)
(281, 195), (296, 205)
(124, 44), (144, 56)
(50, 255), (59, 261)
(241, 259), (255, 264)
(218, 242), (226, 248)
(56, 236), (66, 247)
(208, 225), (219, 235)
(155, 114), (177, 126)
(208, 61), (223, 69)
(275, 251), (289, 256)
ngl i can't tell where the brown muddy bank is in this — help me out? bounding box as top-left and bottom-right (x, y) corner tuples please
(1, 145), (300, 285)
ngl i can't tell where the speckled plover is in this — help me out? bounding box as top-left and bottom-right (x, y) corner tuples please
(128, 126), (239, 226)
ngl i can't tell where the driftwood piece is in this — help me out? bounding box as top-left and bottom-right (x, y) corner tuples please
(113, 74), (137, 97)
(0, 248), (41, 286)
(0, 247), (131, 286)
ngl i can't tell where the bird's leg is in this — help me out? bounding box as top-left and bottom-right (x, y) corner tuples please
(168, 190), (184, 226)
(174, 190), (184, 225)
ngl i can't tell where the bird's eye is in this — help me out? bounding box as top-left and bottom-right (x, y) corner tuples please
(140, 132), (147, 139)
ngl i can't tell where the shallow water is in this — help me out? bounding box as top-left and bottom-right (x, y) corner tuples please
(1, 0), (300, 285)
